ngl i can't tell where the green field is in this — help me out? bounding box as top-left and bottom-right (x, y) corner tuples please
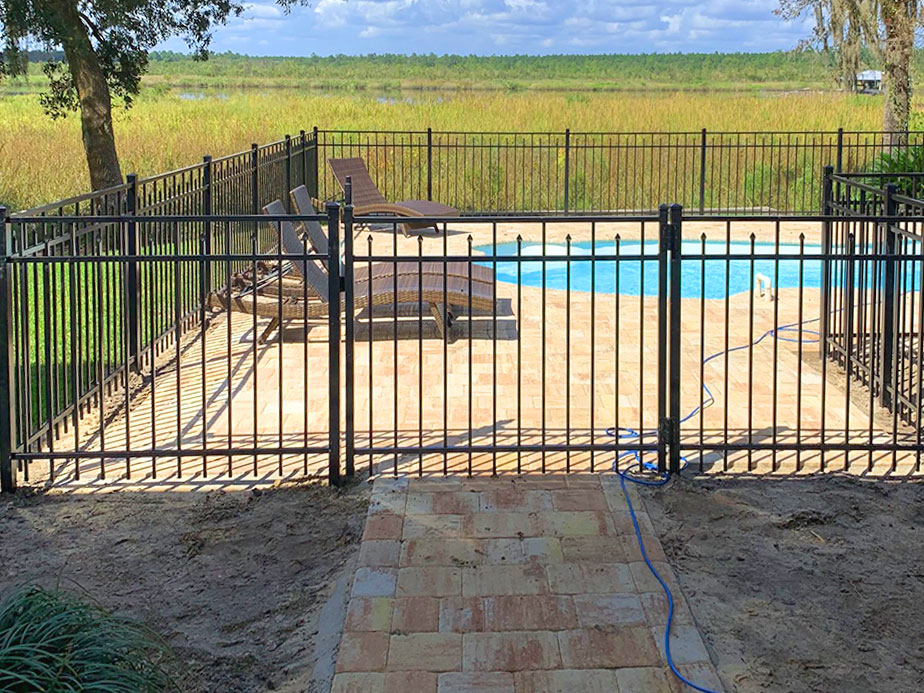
(0, 52), (919, 211)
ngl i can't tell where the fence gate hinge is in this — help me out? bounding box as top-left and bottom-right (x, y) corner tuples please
(660, 222), (681, 255)
(661, 416), (682, 447)
(658, 417), (674, 445)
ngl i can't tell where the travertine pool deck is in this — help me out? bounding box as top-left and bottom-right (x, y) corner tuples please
(332, 475), (723, 693)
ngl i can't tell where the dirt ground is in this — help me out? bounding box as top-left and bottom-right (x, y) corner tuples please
(0, 480), (369, 692)
(644, 475), (924, 692)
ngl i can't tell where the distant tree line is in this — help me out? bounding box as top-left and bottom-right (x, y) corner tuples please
(139, 50), (843, 85)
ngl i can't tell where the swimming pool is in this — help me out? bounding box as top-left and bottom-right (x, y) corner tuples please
(476, 240), (824, 299)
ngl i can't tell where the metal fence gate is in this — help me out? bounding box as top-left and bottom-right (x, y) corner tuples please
(336, 203), (924, 480)
(337, 207), (676, 478)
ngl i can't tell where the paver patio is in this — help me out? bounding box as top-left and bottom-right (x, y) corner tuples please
(331, 475), (724, 693)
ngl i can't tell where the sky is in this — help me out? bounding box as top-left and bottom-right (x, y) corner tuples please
(157, 0), (814, 56)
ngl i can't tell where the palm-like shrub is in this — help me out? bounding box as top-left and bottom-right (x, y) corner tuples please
(870, 145), (924, 199)
(0, 586), (174, 692)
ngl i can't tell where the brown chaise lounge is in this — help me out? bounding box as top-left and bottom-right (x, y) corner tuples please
(327, 157), (457, 236)
(288, 187), (494, 287)
(208, 211), (495, 343)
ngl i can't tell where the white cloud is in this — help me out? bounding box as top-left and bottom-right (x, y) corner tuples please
(243, 2), (284, 19)
(161, 0), (814, 56)
(504, 0), (547, 11)
(660, 13), (682, 34)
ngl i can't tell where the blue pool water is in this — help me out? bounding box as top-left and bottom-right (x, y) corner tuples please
(476, 240), (824, 299)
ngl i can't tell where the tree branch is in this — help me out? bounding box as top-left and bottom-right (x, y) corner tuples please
(77, 10), (106, 46)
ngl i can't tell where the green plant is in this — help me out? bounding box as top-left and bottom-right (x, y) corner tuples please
(872, 144), (924, 173)
(0, 586), (174, 692)
(870, 144), (924, 197)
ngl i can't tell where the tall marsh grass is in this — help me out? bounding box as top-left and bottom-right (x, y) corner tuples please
(0, 89), (899, 211)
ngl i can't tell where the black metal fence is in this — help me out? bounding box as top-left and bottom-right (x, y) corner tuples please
(341, 208), (923, 479)
(3, 128), (924, 491)
(0, 207), (338, 491)
(316, 128), (924, 215)
(5, 200), (923, 491)
(824, 168), (924, 433)
(2, 133), (317, 485)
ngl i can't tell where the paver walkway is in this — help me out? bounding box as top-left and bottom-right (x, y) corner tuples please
(332, 475), (724, 692)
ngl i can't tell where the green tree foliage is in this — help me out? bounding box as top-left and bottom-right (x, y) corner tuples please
(0, 1), (306, 190)
(778, 0), (922, 137)
(777, 0), (879, 89)
(139, 50), (836, 88)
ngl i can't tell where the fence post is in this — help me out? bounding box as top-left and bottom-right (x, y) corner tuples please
(880, 183), (898, 410)
(345, 175), (353, 206)
(284, 134), (292, 211)
(656, 204), (669, 475)
(300, 129), (308, 189)
(326, 203), (342, 485)
(343, 203), (355, 478)
(668, 204), (683, 476)
(563, 128), (571, 213)
(202, 156), (213, 297)
(251, 143), (260, 259)
(251, 142), (259, 212)
(0, 206), (17, 492)
(819, 165), (834, 361)
(834, 128), (844, 212)
(125, 173), (141, 372)
(835, 127), (844, 173)
(699, 128), (707, 213)
(427, 127), (433, 202)
(312, 126), (320, 201)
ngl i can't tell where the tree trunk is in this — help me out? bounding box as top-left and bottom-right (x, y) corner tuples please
(44, 0), (123, 190)
(881, 0), (917, 146)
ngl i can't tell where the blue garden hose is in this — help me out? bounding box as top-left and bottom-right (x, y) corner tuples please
(609, 318), (821, 692)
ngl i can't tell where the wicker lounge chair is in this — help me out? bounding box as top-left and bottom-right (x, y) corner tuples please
(327, 157), (457, 236)
(289, 186), (494, 287)
(208, 213), (494, 343)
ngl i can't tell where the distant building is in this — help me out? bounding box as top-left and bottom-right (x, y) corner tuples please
(856, 70), (882, 93)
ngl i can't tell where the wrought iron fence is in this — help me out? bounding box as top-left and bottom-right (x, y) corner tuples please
(3, 129), (924, 492)
(342, 208), (923, 480)
(6, 198), (922, 491)
(0, 208), (338, 491)
(2, 132), (318, 490)
(316, 128), (924, 215)
(824, 169), (924, 433)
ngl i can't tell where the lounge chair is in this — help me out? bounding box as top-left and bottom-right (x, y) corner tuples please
(208, 213), (495, 343)
(327, 157), (457, 236)
(288, 186), (494, 287)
